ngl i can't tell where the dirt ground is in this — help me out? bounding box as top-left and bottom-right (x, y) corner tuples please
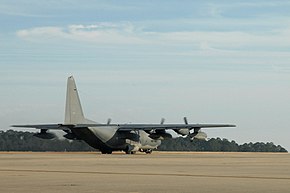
(0, 151), (289, 193)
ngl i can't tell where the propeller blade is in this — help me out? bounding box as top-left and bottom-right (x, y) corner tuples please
(183, 117), (188, 125)
(107, 118), (112, 125)
(160, 118), (165, 125)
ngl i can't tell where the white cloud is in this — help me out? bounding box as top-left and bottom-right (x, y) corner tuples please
(14, 22), (290, 70)
(16, 23), (146, 44)
(17, 27), (64, 38)
(153, 30), (290, 49)
(16, 22), (290, 49)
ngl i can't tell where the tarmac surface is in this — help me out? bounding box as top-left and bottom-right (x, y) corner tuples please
(0, 152), (289, 193)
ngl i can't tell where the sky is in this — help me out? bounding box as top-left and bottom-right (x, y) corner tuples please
(1, 0), (290, 150)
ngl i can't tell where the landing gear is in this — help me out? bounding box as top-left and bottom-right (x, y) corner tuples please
(125, 144), (138, 154)
(145, 149), (153, 154)
(139, 149), (153, 154)
(125, 151), (136, 154)
(101, 149), (112, 154)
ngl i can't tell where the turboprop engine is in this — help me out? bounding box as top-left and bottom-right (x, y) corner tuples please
(174, 128), (190, 136)
(175, 117), (207, 140)
(174, 117), (190, 136)
(118, 131), (140, 142)
(147, 118), (173, 140)
(149, 131), (172, 140)
(33, 129), (56, 139)
(189, 131), (207, 140)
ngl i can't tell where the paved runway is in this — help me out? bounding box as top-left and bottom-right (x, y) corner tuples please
(0, 152), (289, 193)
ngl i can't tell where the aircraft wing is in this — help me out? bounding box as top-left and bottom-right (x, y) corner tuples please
(116, 124), (236, 131)
(11, 123), (235, 131)
(74, 123), (235, 130)
(11, 123), (113, 130)
(11, 124), (73, 130)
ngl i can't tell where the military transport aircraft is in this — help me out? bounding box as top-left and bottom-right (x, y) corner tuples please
(12, 76), (235, 154)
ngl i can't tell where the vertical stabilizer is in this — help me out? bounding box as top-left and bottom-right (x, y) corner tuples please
(65, 76), (86, 124)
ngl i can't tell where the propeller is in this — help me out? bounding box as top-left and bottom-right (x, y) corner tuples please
(107, 118), (112, 125)
(184, 117), (199, 137)
(160, 118), (165, 125)
(183, 117), (188, 125)
(183, 117), (201, 134)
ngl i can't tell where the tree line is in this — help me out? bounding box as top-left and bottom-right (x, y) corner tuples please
(158, 137), (287, 152)
(0, 130), (287, 152)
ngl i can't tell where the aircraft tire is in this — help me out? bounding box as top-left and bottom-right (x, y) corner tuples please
(125, 151), (136, 154)
(145, 149), (152, 154)
(101, 149), (112, 154)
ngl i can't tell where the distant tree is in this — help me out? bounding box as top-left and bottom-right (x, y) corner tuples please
(159, 137), (287, 152)
(0, 130), (287, 152)
(0, 130), (95, 151)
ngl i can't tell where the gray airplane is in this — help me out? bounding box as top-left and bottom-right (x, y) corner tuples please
(12, 76), (235, 154)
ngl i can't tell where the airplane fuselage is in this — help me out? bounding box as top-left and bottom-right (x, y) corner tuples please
(71, 126), (161, 154)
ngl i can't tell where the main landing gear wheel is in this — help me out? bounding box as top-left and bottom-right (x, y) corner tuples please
(126, 151), (136, 154)
(101, 150), (112, 154)
(145, 149), (153, 154)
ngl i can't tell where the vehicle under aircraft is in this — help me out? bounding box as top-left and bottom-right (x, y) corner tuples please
(12, 76), (235, 154)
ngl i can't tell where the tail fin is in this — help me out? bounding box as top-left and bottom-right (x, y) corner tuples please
(64, 76), (94, 124)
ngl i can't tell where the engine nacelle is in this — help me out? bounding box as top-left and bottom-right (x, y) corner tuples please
(190, 131), (207, 140)
(174, 128), (190, 136)
(33, 132), (56, 140)
(149, 132), (172, 140)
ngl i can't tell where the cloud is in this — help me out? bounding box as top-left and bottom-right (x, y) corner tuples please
(14, 22), (290, 70)
(17, 27), (64, 38)
(16, 22), (290, 49)
(16, 23), (147, 44)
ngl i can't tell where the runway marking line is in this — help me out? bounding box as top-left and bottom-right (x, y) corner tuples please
(1, 168), (289, 181)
